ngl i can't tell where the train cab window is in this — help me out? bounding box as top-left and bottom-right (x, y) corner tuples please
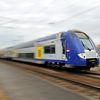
(75, 32), (88, 39)
(44, 45), (55, 54)
(80, 39), (93, 50)
(75, 32), (93, 50)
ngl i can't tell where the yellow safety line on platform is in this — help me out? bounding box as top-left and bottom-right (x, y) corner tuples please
(0, 89), (8, 100)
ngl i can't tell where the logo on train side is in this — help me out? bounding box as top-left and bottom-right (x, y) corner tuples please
(36, 46), (43, 59)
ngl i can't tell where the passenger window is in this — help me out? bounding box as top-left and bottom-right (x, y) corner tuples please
(44, 46), (50, 54)
(18, 53), (34, 58)
(44, 45), (55, 54)
(51, 45), (55, 54)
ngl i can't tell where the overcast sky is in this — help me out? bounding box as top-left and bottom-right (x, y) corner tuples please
(0, 0), (100, 48)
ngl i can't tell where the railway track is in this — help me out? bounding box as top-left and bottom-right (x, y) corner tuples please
(85, 71), (100, 75)
(64, 70), (100, 80)
(80, 72), (100, 80)
(82, 74), (100, 80)
(0, 60), (100, 100)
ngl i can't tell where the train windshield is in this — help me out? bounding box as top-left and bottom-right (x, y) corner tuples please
(75, 32), (93, 50)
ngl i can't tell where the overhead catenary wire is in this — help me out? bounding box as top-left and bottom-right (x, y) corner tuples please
(48, 4), (100, 25)
(0, 4), (100, 28)
(0, 1), (77, 27)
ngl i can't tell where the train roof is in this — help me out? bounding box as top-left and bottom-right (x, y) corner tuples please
(4, 30), (85, 49)
(67, 29), (85, 33)
(14, 33), (61, 49)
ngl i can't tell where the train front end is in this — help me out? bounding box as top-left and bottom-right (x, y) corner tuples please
(64, 30), (99, 69)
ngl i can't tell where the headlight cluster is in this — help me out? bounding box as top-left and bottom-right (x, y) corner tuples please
(78, 52), (99, 59)
(78, 53), (85, 59)
(96, 53), (100, 58)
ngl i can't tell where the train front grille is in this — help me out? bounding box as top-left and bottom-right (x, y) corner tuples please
(87, 58), (97, 67)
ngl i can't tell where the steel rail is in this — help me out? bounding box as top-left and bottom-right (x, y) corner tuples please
(1, 60), (100, 91)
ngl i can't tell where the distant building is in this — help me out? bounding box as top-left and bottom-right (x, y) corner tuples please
(97, 45), (100, 66)
(98, 49), (100, 56)
(97, 45), (100, 56)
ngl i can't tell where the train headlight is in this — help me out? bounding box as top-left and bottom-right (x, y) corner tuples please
(96, 53), (100, 58)
(78, 53), (85, 59)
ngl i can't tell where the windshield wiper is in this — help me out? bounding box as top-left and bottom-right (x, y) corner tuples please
(81, 41), (91, 51)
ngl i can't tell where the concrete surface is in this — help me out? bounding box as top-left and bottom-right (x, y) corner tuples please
(0, 62), (90, 100)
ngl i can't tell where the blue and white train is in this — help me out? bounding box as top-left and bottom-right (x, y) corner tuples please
(2, 30), (100, 70)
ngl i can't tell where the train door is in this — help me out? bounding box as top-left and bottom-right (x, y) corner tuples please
(61, 39), (67, 60)
(56, 40), (63, 60)
(63, 38), (72, 62)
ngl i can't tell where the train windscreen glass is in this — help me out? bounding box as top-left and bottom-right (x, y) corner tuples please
(75, 32), (93, 50)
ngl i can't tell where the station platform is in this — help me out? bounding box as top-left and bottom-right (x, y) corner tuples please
(0, 62), (90, 100)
